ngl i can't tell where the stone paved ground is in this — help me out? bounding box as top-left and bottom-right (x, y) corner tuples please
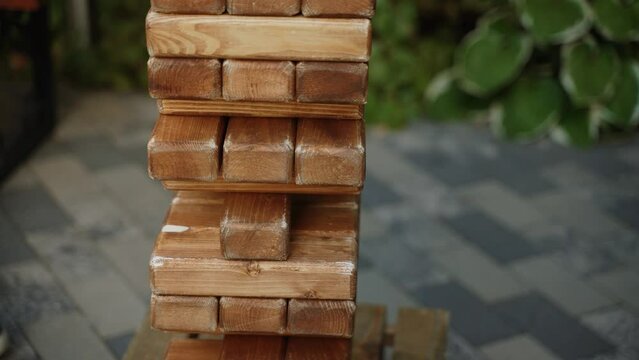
(1, 91), (639, 360)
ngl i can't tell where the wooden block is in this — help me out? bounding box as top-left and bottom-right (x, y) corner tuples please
(393, 308), (449, 360)
(151, 295), (218, 333)
(352, 304), (386, 360)
(296, 62), (368, 104)
(223, 60), (295, 102)
(164, 339), (223, 360)
(292, 200), (359, 239)
(285, 338), (351, 360)
(301, 0), (375, 18)
(295, 119), (365, 186)
(223, 117), (295, 183)
(148, 115), (225, 181)
(221, 193), (291, 260)
(151, 0), (225, 14)
(158, 99), (365, 120)
(287, 299), (356, 337)
(163, 180), (361, 194)
(146, 13), (372, 62)
(227, 0), (300, 16)
(148, 58), (221, 100)
(219, 297), (287, 334)
(221, 335), (286, 360)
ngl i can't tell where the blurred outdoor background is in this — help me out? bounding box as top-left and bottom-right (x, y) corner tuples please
(1, 0), (639, 359)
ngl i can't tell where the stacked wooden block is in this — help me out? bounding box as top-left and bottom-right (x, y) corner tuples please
(145, 0), (373, 357)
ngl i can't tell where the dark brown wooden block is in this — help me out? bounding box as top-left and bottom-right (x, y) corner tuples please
(151, 295), (218, 333)
(223, 117), (295, 183)
(296, 62), (368, 104)
(295, 119), (365, 186)
(221, 335), (287, 360)
(148, 115), (225, 181)
(221, 193), (291, 260)
(148, 58), (222, 100)
(287, 299), (356, 337)
(219, 297), (287, 334)
(227, 0), (300, 15)
(393, 308), (449, 360)
(223, 60), (295, 102)
(285, 337), (351, 360)
(301, 0), (375, 18)
(352, 304), (386, 360)
(150, 0), (225, 14)
(164, 339), (223, 360)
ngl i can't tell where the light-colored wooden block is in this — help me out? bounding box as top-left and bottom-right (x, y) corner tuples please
(219, 297), (287, 334)
(223, 117), (295, 183)
(296, 62), (368, 104)
(393, 308), (449, 360)
(221, 335), (287, 359)
(148, 58), (221, 100)
(352, 304), (386, 360)
(221, 193), (291, 260)
(146, 13), (372, 62)
(164, 339), (223, 360)
(295, 119), (365, 186)
(147, 115), (225, 181)
(151, 295), (218, 333)
(287, 299), (356, 337)
(301, 0), (375, 18)
(223, 60), (295, 102)
(151, 0), (225, 14)
(227, 0), (300, 16)
(285, 337), (351, 360)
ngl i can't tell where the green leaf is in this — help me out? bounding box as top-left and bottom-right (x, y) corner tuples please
(517, 0), (592, 44)
(601, 61), (639, 127)
(591, 0), (639, 42)
(560, 39), (620, 106)
(551, 107), (599, 147)
(425, 70), (488, 121)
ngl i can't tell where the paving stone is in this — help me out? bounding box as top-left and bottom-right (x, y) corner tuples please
(582, 307), (639, 360)
(0, 185), (73, 232)
(481, 335), (560, 360)
(541, 163), (607, 191)
(0, 307), (39, 360)
(0, 209), (34, 265)
(359, 209), (391, 242)
(414, 282), (521, 346)
(446, 331), (489, 360)
(361, 173), (403, 208)
(106, 331), (134, 359)
(66, 134), (132, 171)
(591, 268), (639, 313)
(404, 148), (489, 187)
(357, 268), (419, 324)
(0, 165), (38, 192)
(607, 198), (639, 233)
(492, 292), (614, 359)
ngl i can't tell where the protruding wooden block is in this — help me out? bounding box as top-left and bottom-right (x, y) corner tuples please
(148, 58), (221, 100)
(148, 115), (225, 181)
(221, 335), (287, 360)
(164, 339), (223, 360)
(296, 62), (368, 104)
(151, 295), (218, 333)
(151, 0), (225, 14)
(220, 297), (287, 334)
(295, 119), (365, 186)
(301, 0), (375, 18)
(227, 0), (300, 15)
(394, 308), (449, 360)
(223, 60), (295, 102)
(223, 117), (295, 183)
(352, 304), (386, 360)
(288, 299), (356, 337)
(285, 338), (351, 360)
(221, 193), (291, 260)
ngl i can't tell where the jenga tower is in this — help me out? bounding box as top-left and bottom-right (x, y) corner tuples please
(144, 0), (373, 358)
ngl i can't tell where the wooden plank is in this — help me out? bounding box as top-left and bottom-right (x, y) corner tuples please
(164, 339), (223, 360)
(227, 0), (300, 17)
(221, 335), (287, 360)
(150, 0), (225, 14)
(148, 58), (221, 100)
(285, 337), (351, 360)
(123, 312), (185, 360)
(150, 294), (218, 333)
(287, 299), (356, 337)
(163, 180), (360, 194)
(146, 13), (372, 62)
(221, 193), (291, 260)
(147, 114), (225, 181)
(219, 297), (287, 334)
(295, 118), (365, 186)
(150, 192), (358, 300)
(222, 117), (295, 183)
(352, 304), (386, 360)
(393, 308), (449, 360)
(223, 60), (295, 102)
(292, 200), (359, 239)
(296, 62), (368, 104)
(301, 0), (375, 18)
(158, 99), (364, 120)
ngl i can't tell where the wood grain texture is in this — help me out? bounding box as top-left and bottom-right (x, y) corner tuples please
(221, 193), (291, 261)
(223, 60), (295, 102)
(292, 199), (359, 239)
(352, 304), (386, 360)
(301, 0), (375, 18)
(151, 0), (225, 14)
(158, 99), (364, 120)
(296, 62), (368, 104)
(151, 294), (218, 333)
(219, 297), (287, 334)
(287, 299), (356, 337)
(163, 180), (360, 194)
(393, 308), (449, 360)
(223, 117), (295, 183)
(150, 192), (358, 300)
(295, 118), (365, 186)
(221, 335), (287, 360)
(147, 114), (225, 181)
(148, 58), (221, 100)
(164, 339), (223, 360)
(285, 337), (351, 360)
(146, 12), (372, 62)
(227, 0), (300, 16)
